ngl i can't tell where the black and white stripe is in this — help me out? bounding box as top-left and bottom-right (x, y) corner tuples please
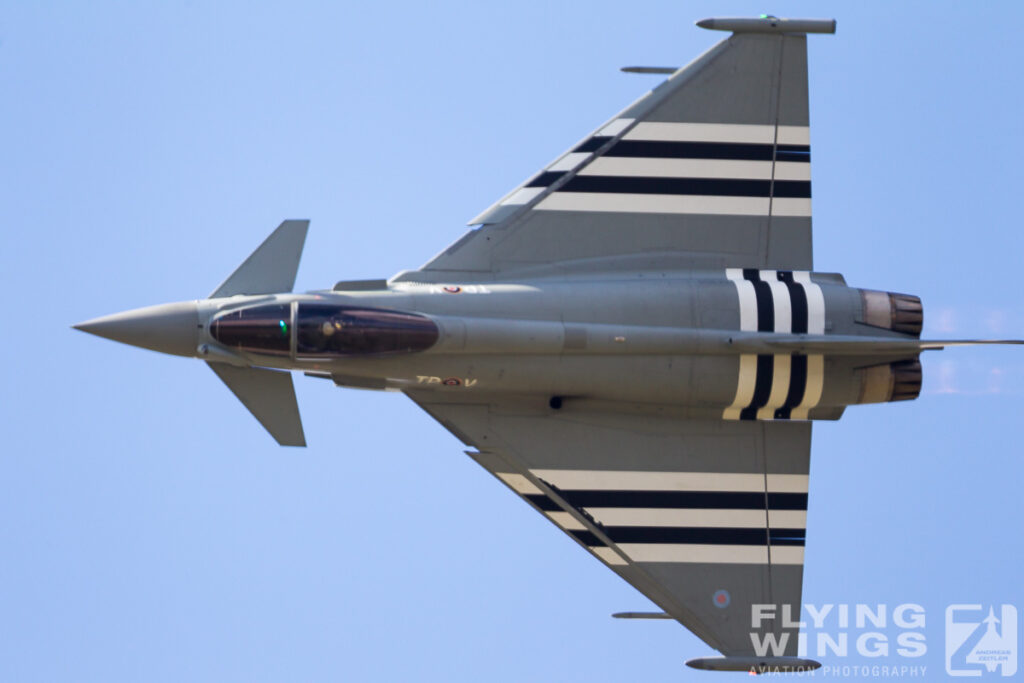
(473, 120), (814, 221)
(527, 120), (812, 217)
(599, 140), (811, 163)
(558, 175), (810, 198)
(724, 268), (825, 421)
(529, 469), (807, 566)
(496, 470), (629, 565)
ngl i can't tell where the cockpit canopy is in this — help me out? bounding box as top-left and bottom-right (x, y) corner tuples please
(295, 303), (438, 356)
(210, 303), (439, 357)
(210, 303), (292, 356)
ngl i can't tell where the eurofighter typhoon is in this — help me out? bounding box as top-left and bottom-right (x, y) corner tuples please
(73, 16), (1021, 675)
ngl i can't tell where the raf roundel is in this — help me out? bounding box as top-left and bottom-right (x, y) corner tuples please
(713, 589), (731, 609)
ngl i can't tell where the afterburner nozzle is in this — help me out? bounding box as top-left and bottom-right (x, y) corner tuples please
(73, 301), (200, 357)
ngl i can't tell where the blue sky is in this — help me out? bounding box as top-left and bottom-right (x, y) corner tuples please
(2, 2), (1023, 680)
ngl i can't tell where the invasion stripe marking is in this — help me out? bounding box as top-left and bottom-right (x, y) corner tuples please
(724, 270), (759, 420)
(604, 140), (810, 162)
(619, 544), (804, 565)
(757, 354), (792, 420)
(774, 162), (813, 181)
(496, 472), (542, 495)
(743, 269), (775, 331)
(724, 354), (757, 420)
(524, 493), (561, 511)
(623, 122), (810, 145)
(571, 529), (807, 551)
(789, 273), (825, 419)
(591, 546), (628, 565)
(553, 490), (808, 511)
(762, 271), (793, 332)
(740, 354), (774, 420)
(545, 511), (586, 531)
(547, 152), (591, 172)
(790, 354), (824, 420)
(793, 272), (825, 334)
(526, 171), (568, 187)
(597, 117), (635, 137)
(730, 270), (776, 420)
(777, 271), (808, 334)
(596, 526), (806, 546)
(772, 198), (813, 216)
(570, 529), (605, 546)
(580, 157), (810, 180)
(530, 470), (810, 492)
(775, 354), (808, 420)
(726, 269), (758, 332)
(573, 136), (612, 153)
(548, 152), (589, 174)
(777, 125), (812, 146)
(725, 270), (826, 420)
(585, 508), (807, 529)
(535, 193), (776, 216)
(560, 176), (811, 198)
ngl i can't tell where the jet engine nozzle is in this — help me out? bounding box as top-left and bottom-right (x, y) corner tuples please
(73, 301), (200, 357)
(859, 290), (923, 337)
(857, 358), (923, 404)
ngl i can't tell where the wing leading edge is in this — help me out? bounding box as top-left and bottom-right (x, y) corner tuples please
(407, 392), (810, 657)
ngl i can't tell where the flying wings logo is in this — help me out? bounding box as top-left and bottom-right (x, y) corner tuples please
(946, 605), (1018, 677)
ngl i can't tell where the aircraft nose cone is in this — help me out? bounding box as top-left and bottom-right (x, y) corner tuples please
(73, 301), (200, 357)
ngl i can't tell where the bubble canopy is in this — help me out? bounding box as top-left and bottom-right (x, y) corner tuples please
(210, 303), (292, 356)
(210, 303), (439, 357)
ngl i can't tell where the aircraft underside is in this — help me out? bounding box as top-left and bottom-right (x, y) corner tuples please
(73, 14), (1021, 675)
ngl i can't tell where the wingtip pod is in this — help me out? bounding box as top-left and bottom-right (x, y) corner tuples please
(686, 656), (822, 674)
(696, 16), (836, 34)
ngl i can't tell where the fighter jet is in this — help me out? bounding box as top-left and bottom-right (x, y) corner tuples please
(73, 16), (1021, 674)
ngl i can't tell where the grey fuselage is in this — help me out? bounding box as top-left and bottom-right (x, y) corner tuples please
(193, 270), (923, 421)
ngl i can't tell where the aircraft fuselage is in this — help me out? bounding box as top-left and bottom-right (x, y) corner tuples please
(183, 271), (923, 420)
